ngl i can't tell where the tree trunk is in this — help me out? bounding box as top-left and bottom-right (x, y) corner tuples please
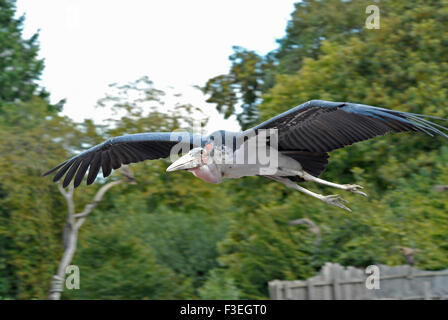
(48, 175), (127, 300)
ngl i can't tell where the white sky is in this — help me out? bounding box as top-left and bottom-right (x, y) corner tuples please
(16, 0), (296, 132)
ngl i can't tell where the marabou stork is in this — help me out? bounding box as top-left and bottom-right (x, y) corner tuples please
(43, 100), (448, 211)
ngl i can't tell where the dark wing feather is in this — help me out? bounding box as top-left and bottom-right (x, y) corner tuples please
(109, 149), (122, 169)
(247, 100), (448, 179)
(283, 151), (330, 182)
(86, 152), (102, 185)
(74, 154), (94, 188)
(250, 100), (448, 153)
(53, 159), (76, 182)
(43, 132), (204, 188)
(63, 158), (82, 188)
(100, 151), (112, 178)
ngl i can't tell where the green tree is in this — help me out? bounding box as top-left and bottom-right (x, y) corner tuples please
(203, 1), (370, 129)
(198, 269), (240, 300)
(202, 46), (272, 129)
(274, 0), (369, 74)
(65, 211), (194, 299)
(217, 197), (316, 299)
(0, 98), (81, 299)
(0, 0), (48, 106)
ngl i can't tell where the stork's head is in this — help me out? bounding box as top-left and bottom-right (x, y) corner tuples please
(166, 143), (222, 183)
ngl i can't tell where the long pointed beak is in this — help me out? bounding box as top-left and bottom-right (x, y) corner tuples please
(166, 153), (201, 172)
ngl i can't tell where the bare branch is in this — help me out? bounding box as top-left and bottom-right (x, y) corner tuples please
(434, 185), (448, 192)
(119, 165), (136, 184)
(73, 180), (123, 220)
(57, 183), (67, 197)
(290, 218), (320, 235)
(49, 167), (134, 300)
(58, 183), (75, 220)
(290, 218), (321, 245)
(400, 247), (421, 266)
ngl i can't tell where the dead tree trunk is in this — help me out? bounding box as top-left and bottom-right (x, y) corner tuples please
(48, 167), (134, 300)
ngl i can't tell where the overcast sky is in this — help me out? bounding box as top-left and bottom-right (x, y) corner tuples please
(16, 0), (297, 132)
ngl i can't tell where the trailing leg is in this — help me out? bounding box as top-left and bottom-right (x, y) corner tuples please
(282, 169), (367, 197)
(266, 176), (351, 212)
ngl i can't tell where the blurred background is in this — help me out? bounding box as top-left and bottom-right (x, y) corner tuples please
(1, 0), (447, 299)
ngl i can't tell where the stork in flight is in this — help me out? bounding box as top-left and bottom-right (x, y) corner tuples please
(44, 100), (448, 211)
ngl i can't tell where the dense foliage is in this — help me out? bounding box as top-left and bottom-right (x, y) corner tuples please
(0, 0), (50, 106)
(1, 0), (447, 299)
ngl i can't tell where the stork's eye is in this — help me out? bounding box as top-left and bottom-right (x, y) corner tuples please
(200, 148), (209, 165)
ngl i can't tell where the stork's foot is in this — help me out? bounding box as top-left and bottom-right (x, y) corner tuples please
(342, 184), (367, 197)
(320, 194), (351, 212)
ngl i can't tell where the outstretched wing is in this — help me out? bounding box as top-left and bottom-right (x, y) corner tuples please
(249, 100), (448, 153)
(43, 132), (205, 188)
